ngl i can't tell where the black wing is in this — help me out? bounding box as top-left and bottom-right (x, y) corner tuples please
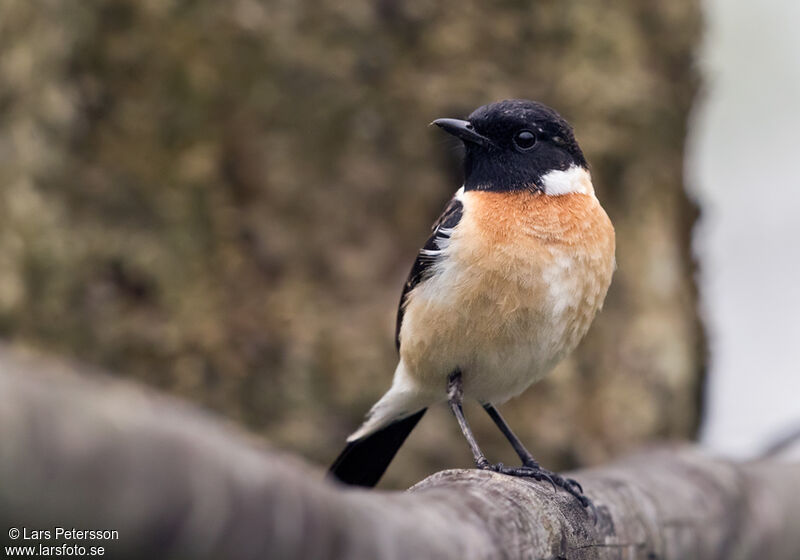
(395, 195), (463, 350)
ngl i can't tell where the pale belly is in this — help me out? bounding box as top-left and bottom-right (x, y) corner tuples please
(398, 240), (613, 404)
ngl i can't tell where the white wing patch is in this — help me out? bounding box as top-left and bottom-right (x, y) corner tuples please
(420, 187), (465, 257)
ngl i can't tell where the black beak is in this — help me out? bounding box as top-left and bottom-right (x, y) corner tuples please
(431, 118), (494, 148)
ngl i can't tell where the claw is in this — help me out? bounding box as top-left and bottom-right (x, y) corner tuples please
(476, 461), (592, 511)
(566, 477), (583, 494)
(537, 470), (557, 492)
(583, 497), (598, 523)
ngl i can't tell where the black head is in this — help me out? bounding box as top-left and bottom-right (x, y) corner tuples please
(433, 99), (587, 192)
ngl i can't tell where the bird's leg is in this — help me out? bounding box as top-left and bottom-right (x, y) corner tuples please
(446, 373), (592, 510)
(447, 370), (490, 469)
(481, 402), (592, 510)
(482, 403), (541, 468)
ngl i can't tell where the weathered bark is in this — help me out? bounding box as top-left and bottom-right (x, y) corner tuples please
(1, 348), (798, 560)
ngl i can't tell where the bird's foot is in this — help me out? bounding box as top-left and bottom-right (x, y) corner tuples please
(476, 459), (593, 512)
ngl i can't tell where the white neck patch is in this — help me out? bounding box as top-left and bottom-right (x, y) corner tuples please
(540, 165), (594, 196)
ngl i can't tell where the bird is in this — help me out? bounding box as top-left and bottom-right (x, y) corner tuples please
(329, 99), (615, 508)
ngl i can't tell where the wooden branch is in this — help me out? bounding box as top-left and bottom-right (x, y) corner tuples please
(1, 347), (799, 559)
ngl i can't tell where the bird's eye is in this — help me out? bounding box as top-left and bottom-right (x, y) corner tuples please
(513, 130), (537, 151)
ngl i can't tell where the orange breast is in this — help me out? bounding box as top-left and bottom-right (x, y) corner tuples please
(463, 189), (615, 250)
(398, 188), (615, 401)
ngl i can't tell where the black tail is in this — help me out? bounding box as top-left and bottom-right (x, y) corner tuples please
(329, 409), (427, 487)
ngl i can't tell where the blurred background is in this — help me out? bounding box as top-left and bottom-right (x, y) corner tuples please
(0, 0), (793, 489)
(691, 0), (800, 458)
